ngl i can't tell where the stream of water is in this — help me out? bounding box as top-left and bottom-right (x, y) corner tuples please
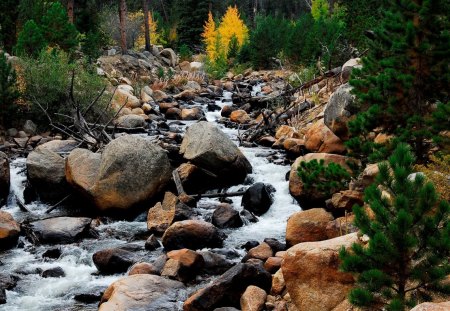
(0, 87), (301, 311)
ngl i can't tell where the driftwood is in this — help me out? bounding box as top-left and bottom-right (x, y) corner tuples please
(15, 195), (30, 213)
(45, 194), (71, 214)
(195, 191), (246, 199)
(172, 170), (185, 196)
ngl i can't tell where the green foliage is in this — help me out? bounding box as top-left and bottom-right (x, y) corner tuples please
(311, 0), (329, 21)
(40, 2), (79, 53)
(297, 159), (352, 198)
(178, 44), (193, 61)
(0, 0), (19, 53)
(348, 0), (450, 161)
(14, 20), (47, 57)
(177, 0), (209, 47)
(0, 52), (20, 127)
(340, 143), (450, 310)
(20, 49), (107, 125)
(248, 15), (290, 69)
(81, 30), (106, 63)
(205, 34), (228, 80)
(227, 34), (239, 59)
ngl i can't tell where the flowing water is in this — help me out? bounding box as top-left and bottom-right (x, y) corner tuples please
(0, 87), (301, 311)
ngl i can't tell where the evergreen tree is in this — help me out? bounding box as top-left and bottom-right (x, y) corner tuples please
(41, 2), (80, 52)
(0, 52), (20, 127)
(14, 20), (47, 57)
(0, 0), (19, 53)
(177, 0), (210, 47)
(347, 0), (450, 161)
(340, 143), (450, 310)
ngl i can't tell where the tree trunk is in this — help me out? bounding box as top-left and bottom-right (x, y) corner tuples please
(143, 0), (151, 51)
(67, 0), (75, 24)
(119, 0), (128, 54)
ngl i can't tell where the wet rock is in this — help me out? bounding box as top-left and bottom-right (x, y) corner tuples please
(162, 249), (205, 282)
(257, 136), (276, 147)
(214, 308), (240, 311)
(240, 210), (258, 223)
(0, 274), (18, 304)
(74, 290), (104, 304)
(42, 248), (62, 259)
(145, 234), (161, 250)
(0, 211), (20, 250)
(159, 101), (179, 113)
(147, 192), (192, 234)
(286, 209), (334, 247)
(183, 263), (271, 311)
(175, 90), (197, 101)
(282, 233), (358, 311)
(241, 240), (259, 251)
(243, 242), (273, 262)
(93, 248), (138, 274)
(27, 140), (78, 202)
(289, 153), (358, 207)
(197, 251), (234, 275)
(66, 135), (171, 212)
(180, 121), (252, 187)
(128, 262), (159, 276)
(221, 105), (236, 118)
(166, 107), (182, 119)
(324, 83), (357, 140)
(162, 220), (224, 251)
(29, 217), (92, 244)
(176, 163), (219, 194)
(410, 302), (450, 311)
(304, 119), (346, 154)
(212, 204), (243, 228)
(114, 114), (146, 128)
(242, 183), (274, 216)
(240, 285), (267, 311)
(41, 266), (65, 278)
(99, 274), (186, 311)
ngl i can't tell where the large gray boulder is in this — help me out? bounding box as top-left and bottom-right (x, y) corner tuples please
(99, 274), (186, 311)
(27, 140), (79, 202)
(323, 83), (357, 140)
(0, 152), (9, 204)
(159, 48), (178, 67)
(29, 217), (92, 244)
(66, 135), (171, 211)
(180, 122), (252, 186)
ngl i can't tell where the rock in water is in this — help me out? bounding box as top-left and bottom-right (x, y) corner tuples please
(241, 183), (274, 216)
(0, 211), (20, 250)
(93, 248), (138, 274)
(27, 140), (79, 202)
(180, 121), (252, 187)
(0, 152), (9, 204)
(162, 220), (224, 251)
(212, 204), (243, 228)
(99, 274), (186, 311)
(66, 135), (171, 212)
(29, 217), (92, 244)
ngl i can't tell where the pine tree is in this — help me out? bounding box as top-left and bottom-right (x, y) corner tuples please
(347, 0), (450, 161)
(340, 143), (450, 310)
(202, 11), (217, 61)
(14, 20), (47, 57)
(217, 5), (248, 57)
(177, 0), (210, 47)
(0, 52), (20, 127)
(41, 2), (79, 52)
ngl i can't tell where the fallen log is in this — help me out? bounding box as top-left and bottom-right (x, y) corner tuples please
(195, 191), (246, 199)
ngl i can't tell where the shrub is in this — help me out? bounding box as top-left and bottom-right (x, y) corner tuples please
(20, 49), (108, 125)
(340, 143), (450, 310)
(297, 159), (352, 198)
(14, 20), (47, 57)
(178, 44), (193, 62)
(0, 52), (20, 127)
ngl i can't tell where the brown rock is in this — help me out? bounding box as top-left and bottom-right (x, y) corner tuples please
(230, 110), (251, 124)
(304, 119), (346, 154)
(275, 125), (296, 139)
(221, 105), (235, 118)
(350, 163), (379, 191)
(240, 285), (267, 311)
(374, 133), (393, 145)
(128, 262), (159, 275)
(99, 274), (186, 311)
(410, 302), (450, 311)
(329, 190), (364, 212)
(162, 220), (224, 251)
(147, 192), (191, 234)
(166, 107), (182, 119)
(325, 214), (357, 239)
(131, 107), (144, 115)
(112, 87), (140, 110)
(282, 233), (358, 311)
(159, 102), (179, 113)
(175, 90), (197, 101)
(244, 242), (273, 262)
(181, 107), (204, 120)
(0, 211), (20, 250)
(286, 208), (334, 247)
(257, 136), (276, 147)
(65, 148), (101, 197)
(283, 138), (306, 155)
(162, 248), (205, 282)
(271, 269), (285, 295)
(264, 257), (282, 273)
(153, 90), (169, 102)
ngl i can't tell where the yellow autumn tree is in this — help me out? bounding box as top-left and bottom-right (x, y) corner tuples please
(202, 11), (217, 61)
(137, 11), (164, 47)
(217, 6), (248, 56)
